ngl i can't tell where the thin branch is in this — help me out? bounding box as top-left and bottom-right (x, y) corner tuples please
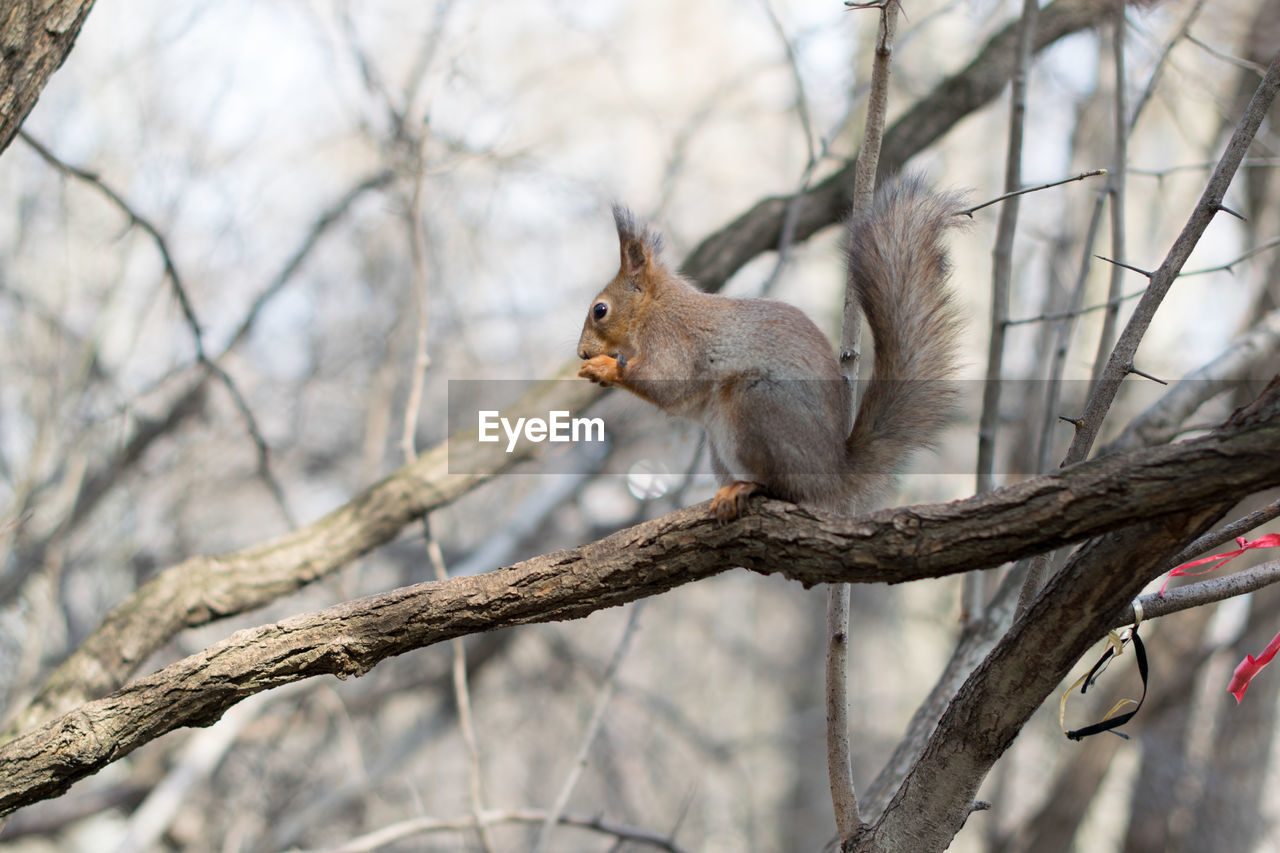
(986, 0), (1039, 620)
(300, 807), (690, 853)
(825, 586), (856, 839)
(1179, 235), (1280, 276)
(18, 130), (296, 527)
(1088, 6), (1131, 391)
(401, 144), (433, 462)
(848, 0), (899, 213)
(427, 524), (495, 853)
(1006, 285), (1146, 328)
(16, 132), (206, 358)
(1061, 50), (1280, 466)
(1169, 498), (1280, 567)
(533, 604), (643, 852)
(1093, 254), (1152, 276)
(831, 0), (902, 839)
(1033, 193), (1108, 472)
(1103, 307), (1280, 453)
(958, 170), (1106, 217)
(756, 0), (840, 295)
(1120, 559), (1280, 627)
(1126, 0), (1207, 131)
(225, 169), (397, 353)
(758, 0), (815, 161)
(399, 137), (493, 852)
(1130, 157), (1280, 179)
(1186, 33), (1270, 76)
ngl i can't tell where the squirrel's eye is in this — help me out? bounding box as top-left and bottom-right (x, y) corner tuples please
(592, 302), (608, 321)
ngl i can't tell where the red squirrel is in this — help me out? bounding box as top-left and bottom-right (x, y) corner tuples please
(577, 176), (963, 521)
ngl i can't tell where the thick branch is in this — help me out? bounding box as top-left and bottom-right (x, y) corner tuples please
(1, 409), (1279, 817)
(866, 385), (1280, 852)
(0, 0), (1164, 737)
(4, 371), (596, 736)
(0, 0), (96, 156)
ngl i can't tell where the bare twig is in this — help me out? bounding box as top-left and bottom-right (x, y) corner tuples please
(533, 605), (643, 853)
(226, 169), (396, 353)
(958, 170), (1106, 217)
(1121, 559), (1280, 628)
(398, 127), (494, 852)
(1087, 12), (1131, 391)
(426, 524), (495, 853)
(1180, 235), (1280, 276)
(1061, 50), (1280, 466)
(825, 586), (857, 839)
(17, 131), (207, 359)
(1186, 33), (1270, 76)
(758, 0), (830, 296)
(1130, 157), (1280, 179)
(829, 0), (902, 841)
(18, 130), (297, 527)
(985, 0), (1039, 621)
(1169, 499), (1280, 567)
(301, 807), (690, 853)
(1006, 285), (1146, 328)
(1102, 306), (1280, 453)
(1033, 193), (1108, 471)
(1127, 0), (1207, 131)
(401, 147), (433, 461)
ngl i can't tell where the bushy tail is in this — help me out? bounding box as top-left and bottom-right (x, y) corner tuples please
(843, 176), (964, 509)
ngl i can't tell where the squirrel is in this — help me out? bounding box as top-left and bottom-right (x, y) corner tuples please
(577, 176), (963, 522)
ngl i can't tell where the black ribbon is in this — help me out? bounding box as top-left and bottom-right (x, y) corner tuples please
(1066, 626), (1148, 741)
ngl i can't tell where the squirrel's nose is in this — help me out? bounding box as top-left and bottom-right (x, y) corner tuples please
(578, 348), (589, 360)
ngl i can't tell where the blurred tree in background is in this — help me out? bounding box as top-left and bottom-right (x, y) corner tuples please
(0, 1), (1278, 851)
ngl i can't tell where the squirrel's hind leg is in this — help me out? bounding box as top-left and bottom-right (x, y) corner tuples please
(710, 480), (762, 523)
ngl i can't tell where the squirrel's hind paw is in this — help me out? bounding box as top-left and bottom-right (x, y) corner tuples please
(710, 481), (761, 523)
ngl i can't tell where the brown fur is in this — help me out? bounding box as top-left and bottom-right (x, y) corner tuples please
(577, 178), (963, 517)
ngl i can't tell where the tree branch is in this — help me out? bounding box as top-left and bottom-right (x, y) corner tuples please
(2, 401), (1279, 817)
(1063, 49), (1280, 464)
(0, 0), (1164, 742)
(0, 0), (97, 157)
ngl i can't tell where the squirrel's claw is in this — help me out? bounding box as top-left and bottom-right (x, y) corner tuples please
(710, 481), (761, 523)
(578, 353), (623, 386)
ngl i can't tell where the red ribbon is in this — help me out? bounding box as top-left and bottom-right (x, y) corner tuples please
(1161, 534), (1280, 703)
(1159, 533), (1280, 595)
(1229, 630), (1280, 703)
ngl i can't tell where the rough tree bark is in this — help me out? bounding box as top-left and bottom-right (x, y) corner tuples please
(0, 0), (96, 156)
(2, 0), (1134, 740)
(0, 391), (1278, 824)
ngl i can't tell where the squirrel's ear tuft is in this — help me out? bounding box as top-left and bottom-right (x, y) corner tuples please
(612, 204), (664, 276)
(612, 204), (638, 242)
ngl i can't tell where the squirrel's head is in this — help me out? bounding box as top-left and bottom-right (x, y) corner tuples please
(577, 204), (665, 361)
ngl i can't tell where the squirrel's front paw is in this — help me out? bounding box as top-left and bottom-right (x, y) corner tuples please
(710, 481), (761, 523)
(578, 354), (623, 386)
